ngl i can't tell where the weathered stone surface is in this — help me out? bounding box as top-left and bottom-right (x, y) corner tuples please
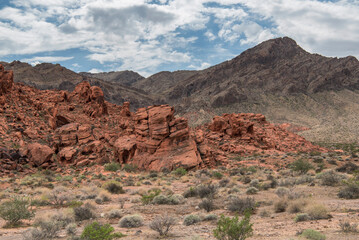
(27, 143), (54, 167)
(0, 64), (13, 95)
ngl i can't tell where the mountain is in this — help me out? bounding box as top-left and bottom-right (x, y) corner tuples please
(80, 70), (144, 86)
(0, 61), (156, 110)
(3, 37), (359, 142)
(143, 37), (359, 143)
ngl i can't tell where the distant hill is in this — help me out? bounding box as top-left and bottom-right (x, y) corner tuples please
(80, 70), (144, 86)
(0, 61), (156, 110)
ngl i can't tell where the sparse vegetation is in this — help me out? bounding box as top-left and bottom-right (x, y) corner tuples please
(104, 162), (122, 172)
(213, 211), (253, 240)
(290, 159), (313, 174)
(103, 181), (125, 194)
(184, 214), (201, 226)
(300, 229), (326, 240)
(0, 197), (34, 227)
(119, 215), (143, 228)
(149, 215), (176, 236)
(228, 197), (257, 214)
(81, 221), (125, 239)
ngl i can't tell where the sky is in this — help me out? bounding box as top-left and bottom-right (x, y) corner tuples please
(0, 0), (358, 77)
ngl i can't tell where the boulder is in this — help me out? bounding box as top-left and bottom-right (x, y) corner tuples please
(27, 143), (54, 167)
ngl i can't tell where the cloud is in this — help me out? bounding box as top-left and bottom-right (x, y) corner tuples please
(0, 0), (359, 75)
(21, 56), (74, 65)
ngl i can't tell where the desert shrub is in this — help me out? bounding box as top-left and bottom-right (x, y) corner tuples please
(198, 198), (215, 212)
(107, 209), (123, 219)
(212, 171), (223, 179)
(149, 215), (176, 236)
(48, 186), (71, 207)
(306, 204), (331, 220)
(275, 187), (290, 197)
(288, 199), (307, 213)
(219, 178), (230, 187)
(103, 181), (125, 194)
(66, 200), (84, 208)
(122, 164), (137, 172)
(274, 199), (287, 213)
(183, 215), (201, 226)
(104, 162), (122, 172)
(290, 159), (313, 174)
(50, 212), (74, 228)
(74, 203), (96, 222)
(300, 229), (326, 240)
(228, 197), (257, 214)
(141, 188), (161, 205)
(249, 179), (259, 188)
(339, 220), (358, 233)
(119, 215), (143, 228)
(245, 187), (258, 195)
(203, 214), (218, 221)
(337, 177), (359, 199)
(183, 187), (197, 198)
(81, 222), (124, 240)
(0, 197), (34, 227)
(196, 184), (217, 198)
(317, 170), (345, 186)
(294, 213), (310, 222)
(173, 167), (187, 176)
(213, 211), (253, 240)
(152, 194), (184, 205)
(23, 220), (61, 240)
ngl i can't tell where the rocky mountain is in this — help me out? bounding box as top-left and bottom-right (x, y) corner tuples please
(3, 37), (359, 142)
(0, 61), (156, 110)
(80, 70), (144, 86)
(143, 37), (359, 143)
(0, 64), (322, 175)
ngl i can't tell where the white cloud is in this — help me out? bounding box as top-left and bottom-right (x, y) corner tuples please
(89, 68), (102, 73)
(0, 0), (359, 74)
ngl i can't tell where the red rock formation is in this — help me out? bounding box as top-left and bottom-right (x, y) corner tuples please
(0, 64), (327, 174)
(0, 64), (13, 96)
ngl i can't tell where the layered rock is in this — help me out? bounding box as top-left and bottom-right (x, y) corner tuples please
(114, 105), (203, 171)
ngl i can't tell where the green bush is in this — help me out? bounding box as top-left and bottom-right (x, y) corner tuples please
(122, 164), (137, 173)
(173, 167), (187, 176)
(300, 229), (326, 240)
(290, 159), (313, 174)
(213, 211), (253, 240)
(141, 188), (161, 205)
(152, 194), (184, 205)
(103, 181), (125, 194)
(104, 162), (122, 172)
(183, 215), (201, 226)
(0, 197), (35, 227)
(294, 213), (310, 222)
(212, 171), (223, 179)
(81, 222), (125, 240)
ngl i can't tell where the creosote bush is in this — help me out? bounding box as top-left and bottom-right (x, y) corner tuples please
(290, 159), (313, 174)
(103, 181), (125, 194)
(141, 188), (161, 205)
(183, 215), (201, 226)
(104, 162), (122, 172)
(74, 203), (96, 222)
(213, 211), (253, 240)
(173, 167), (187, 176)
(228, 197), (257, 214)
(198, 198), (215, 212)
(300, 229), (326, 240)
(337, 177), (359, 199)
(81, 221), (125, 240)
(119, 215), (143, 228)
(149, 215), (176, 236)
(0, 197), (35, 227)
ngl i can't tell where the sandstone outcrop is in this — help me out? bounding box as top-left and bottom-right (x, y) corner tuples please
(0, 64), (13, 96)
(0, 64), (327, 174)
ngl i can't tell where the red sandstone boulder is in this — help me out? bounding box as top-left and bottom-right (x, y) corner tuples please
(58, 146), (77, 164)
(114, 135), (137, 163)
(0, 64), (13, 95)
(27, 143), (54, 167)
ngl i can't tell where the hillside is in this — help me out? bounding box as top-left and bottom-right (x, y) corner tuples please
(0, 61), (156, 110)
(80, 70), (144, 86)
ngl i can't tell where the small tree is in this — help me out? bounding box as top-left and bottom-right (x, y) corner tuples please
(0, 197), (35, 227)
(290, 159), (313, 174)
(213, 211), (253, 240)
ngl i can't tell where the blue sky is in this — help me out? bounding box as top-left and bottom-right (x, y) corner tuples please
(0, 0), (358, 77)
